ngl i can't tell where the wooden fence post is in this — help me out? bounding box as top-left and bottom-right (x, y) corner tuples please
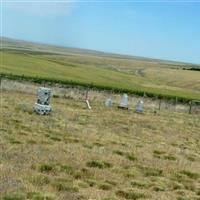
(85, 88), (89, 100)
(174, 97), (178, 111)
(143, 92), (146, 99)
(189, 101), (192, 114)
(0, 75), (2, 94)
(158, 98), (162, 110)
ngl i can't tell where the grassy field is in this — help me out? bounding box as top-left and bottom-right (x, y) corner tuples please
(0, 81), (200, 200)
(1, 38), (200, 101)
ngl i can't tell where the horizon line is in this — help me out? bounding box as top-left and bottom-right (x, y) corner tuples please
(1, 35), (200, 65)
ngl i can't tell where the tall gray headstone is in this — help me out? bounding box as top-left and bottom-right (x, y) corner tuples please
(34, 87), (52, 115)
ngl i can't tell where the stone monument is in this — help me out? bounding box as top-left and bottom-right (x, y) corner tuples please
(34, 87), (52, 115)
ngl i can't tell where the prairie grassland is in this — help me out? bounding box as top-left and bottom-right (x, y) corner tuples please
(0, 81), (200, 200)
(1, 38), (200, 100)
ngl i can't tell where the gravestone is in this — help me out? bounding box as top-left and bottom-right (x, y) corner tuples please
(135, 100), (144, 113)
(34, 87), (52, 115)
(105, 98), (112, 107)
(85, 89), (92, 109)
(86, 99), (91, 109)
(118, 94), (128, 109)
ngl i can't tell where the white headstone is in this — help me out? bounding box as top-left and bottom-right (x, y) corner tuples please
(105, 98), (112, 107)
(86, 99), (91, 109)
(119, 94), (128, 108)
(135, 100), (144, 113)
(34, 87), (52, 115)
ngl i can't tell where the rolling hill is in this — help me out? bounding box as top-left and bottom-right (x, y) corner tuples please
(1, 37), (200, 100)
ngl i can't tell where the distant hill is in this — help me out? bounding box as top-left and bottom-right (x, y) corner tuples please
(1, 37), (200, 101)
(2, 37), (198, 65)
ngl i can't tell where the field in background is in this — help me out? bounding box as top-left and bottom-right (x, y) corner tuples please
(0, 80), (200, 200)
(1, 37), (200, 101)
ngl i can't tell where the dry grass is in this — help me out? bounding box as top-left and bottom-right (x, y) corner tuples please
(0, 81), (200, 200)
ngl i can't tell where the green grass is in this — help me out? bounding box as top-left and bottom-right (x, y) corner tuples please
(1, 39), (200, 101)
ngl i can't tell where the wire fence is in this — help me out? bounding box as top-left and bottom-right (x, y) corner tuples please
(1, 78), (199, 115)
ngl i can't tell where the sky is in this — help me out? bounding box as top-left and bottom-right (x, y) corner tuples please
(1, 1), (200, 64)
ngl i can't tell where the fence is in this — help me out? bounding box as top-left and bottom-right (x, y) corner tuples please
(0, 78), (199, 115)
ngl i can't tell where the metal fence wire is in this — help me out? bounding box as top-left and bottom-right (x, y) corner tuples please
(1, 78), (199, 115)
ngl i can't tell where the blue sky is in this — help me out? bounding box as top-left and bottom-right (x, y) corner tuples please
(1, 1), (200, 64)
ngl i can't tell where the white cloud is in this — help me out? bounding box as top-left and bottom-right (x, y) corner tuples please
(3, 1), (76, 17)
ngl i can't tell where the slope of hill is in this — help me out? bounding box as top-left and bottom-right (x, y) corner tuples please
(1, 37), (200, 100)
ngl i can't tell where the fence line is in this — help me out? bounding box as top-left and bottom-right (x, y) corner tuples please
(1, 73), (198, 103)
(1, 78), (199, 115)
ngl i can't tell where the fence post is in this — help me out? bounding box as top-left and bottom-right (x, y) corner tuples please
(85, 88), (89, 100)
(174, 97), (178, 111)
(63, 88), (67, 99)
(189, 101), (192, 114)
(158, 98), (162, 110)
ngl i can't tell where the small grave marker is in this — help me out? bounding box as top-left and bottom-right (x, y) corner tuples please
(105, 98), (113, 107)
(86, 99), (92, 109)
(85, 89), (92, 109)
(135, 100), (144, 113)
(118, 94), (128, 109)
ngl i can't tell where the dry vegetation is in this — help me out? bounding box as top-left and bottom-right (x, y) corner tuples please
(0, 80), (200, 200)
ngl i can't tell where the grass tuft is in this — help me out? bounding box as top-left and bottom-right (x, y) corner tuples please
(52, 180), (78, 192)
(59, 164), (74, 174)
(131, 180), (151, 189)
(86, 160), (112, 169)
(2, 193), (26, 200)
(116, 189), (147, 199)
(29, 174), (50, 186)
(39, 164), (54, 173)
(142, 167), (163, 177)
(163, 155), (177, 161)
(179, 170), (200, 180)
(99, 183), (112, 190)
(27, 192), (54, 200)
(126, 154), (137, 161)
